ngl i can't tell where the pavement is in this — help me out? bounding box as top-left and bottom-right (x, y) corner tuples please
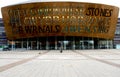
(0, 49), (120, 77)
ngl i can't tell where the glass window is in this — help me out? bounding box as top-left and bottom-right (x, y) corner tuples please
(115, 30), (120, 34)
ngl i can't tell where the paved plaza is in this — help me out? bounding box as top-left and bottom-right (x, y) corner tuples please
(0, 49), (120, 77)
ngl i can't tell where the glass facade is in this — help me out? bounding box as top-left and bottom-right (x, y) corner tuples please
(114, 18), (120, 49)
(11, 36), (113, 50)
(0, 19), (7, 45)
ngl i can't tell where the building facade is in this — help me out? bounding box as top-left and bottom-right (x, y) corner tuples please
(0, 18), (7, 50)
(114, 18), (120, 49)
(1, 2), (119, 50)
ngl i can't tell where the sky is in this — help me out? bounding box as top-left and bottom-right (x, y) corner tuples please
(0, 0), (120, 18)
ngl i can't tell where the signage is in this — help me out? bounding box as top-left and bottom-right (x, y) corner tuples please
(1, 2), (119, 40)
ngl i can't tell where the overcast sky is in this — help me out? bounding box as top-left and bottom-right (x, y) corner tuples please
(0, 0), (120, 18)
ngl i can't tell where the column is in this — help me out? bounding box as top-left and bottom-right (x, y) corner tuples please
(64, 36), (66, 50)
(87, 38), (89, 49)
(92, 38), (94, 49)
(27, 39), (29, 50)
(40, 42), (41, 50)
(82, 37), (84, 49)
(46, 37), (49, 50)
(14, 41), (16, 50)
(21, 40), (23, 49)
(63, 42), (66, 50)
(7, 40), (10, 50)
(73, 37), (75, 50)
(37, 38), (39, 50)
(55, 37), (57, 50)
(31, 41), (32, 50)
(92, 40), (94, 49)
(11, 40), (13, 51)
(111, 40), (113, 49)
(105, 40), (107, 49)
(73, 41), (75, 50)
(46, 41), (49, 50)
(11, 40), (15, 51)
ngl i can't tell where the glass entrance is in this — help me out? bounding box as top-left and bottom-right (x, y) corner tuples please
(12, 36), (113, 50)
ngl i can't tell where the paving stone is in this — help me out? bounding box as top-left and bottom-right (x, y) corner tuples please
(0, 49), (120, 77)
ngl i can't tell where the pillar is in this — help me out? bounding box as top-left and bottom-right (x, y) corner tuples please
(55, 37), (57, 50)
(37, 38), (39, 50)
(73, 37), (75, 50)
(27, 39), (29, 50)
(46, 37), (49, 50)
(11, 40), (14, 51)
(31, 41), (32, 50)
(21, 40), (23, 49)
(64, 37), (66, 50)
